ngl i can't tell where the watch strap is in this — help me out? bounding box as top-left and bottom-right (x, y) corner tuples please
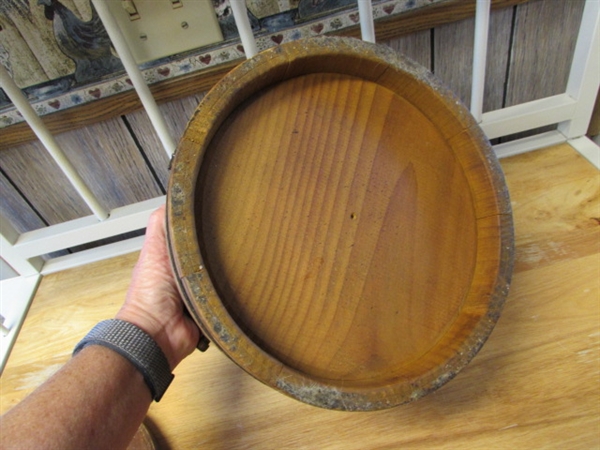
(73, 319), (173, 402)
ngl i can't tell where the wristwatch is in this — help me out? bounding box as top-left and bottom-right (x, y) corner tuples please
(73, 319), (174, 402)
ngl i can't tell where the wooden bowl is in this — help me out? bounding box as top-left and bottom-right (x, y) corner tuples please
(167, 37), (514, 411)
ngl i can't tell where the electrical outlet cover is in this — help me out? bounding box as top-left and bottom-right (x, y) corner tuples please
(105, 0), (224, 64)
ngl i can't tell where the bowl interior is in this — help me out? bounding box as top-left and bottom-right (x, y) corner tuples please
(196, 71), (477, 385)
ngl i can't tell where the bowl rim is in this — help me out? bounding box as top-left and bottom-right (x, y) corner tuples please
(166, 36), (514, 411)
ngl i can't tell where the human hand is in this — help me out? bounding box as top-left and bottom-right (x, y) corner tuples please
(116, 204), (201, 370)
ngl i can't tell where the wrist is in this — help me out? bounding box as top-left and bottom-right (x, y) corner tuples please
(114, 306), (177, 370)
(73, 319), (174, 402)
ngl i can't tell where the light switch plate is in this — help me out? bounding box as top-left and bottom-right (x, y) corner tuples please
(105, 0), (224, 64)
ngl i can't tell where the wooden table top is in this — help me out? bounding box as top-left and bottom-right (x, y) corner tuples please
(1, 142), (598, 449)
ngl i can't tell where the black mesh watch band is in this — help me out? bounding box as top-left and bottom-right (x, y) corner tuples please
(73, 319), (174, 402)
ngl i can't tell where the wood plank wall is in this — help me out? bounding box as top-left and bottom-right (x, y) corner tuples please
(0, 0), (586, 248)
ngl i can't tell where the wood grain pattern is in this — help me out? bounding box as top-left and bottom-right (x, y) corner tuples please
(53, 118), (163, 210)
(1, 142), (597, 448)
(200, 73), (477, 382)
(0, 170), (47, 233)
(501, 145), (600, 272)
(124, 94), (204, 189)
(167, 37), (512, 410)
(384, 30), (431, 69)
(0, 140), (93, 224)
(434, 16), (475, 106)
(0, 170), (69, 258)
(434, 7), (513, 112)
(499, 0), (585, 140)
(0, 116), (163, 226)
(505, 0), (585, 106)
(484, 6), (514, 112)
